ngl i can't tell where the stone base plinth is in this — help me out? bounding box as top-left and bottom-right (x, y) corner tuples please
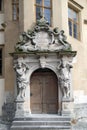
(62, 101), (73, 116)
(14, 99), (25, 118)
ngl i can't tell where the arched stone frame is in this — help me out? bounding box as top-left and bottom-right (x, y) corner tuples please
(13, 53), (76, 117)
(25, 64), (62, 114)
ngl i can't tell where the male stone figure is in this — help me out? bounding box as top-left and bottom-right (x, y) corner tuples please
(14, 58), (29, 100)
(58, 59), (72, 99)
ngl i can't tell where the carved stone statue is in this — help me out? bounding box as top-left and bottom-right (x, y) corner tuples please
(57, 30), (72, 50)
(14, 58), (29, 100)
(58, 59), (72, 99)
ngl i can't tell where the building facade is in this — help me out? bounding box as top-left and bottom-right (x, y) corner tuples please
(0, 0), (87, 129)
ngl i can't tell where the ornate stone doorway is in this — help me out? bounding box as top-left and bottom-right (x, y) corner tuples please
(30, 68), (58, 114)
(10, 18), (77, 130)
(10, 18), (77, 120)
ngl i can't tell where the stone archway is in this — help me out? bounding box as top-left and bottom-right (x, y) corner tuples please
(30, 68), (58, 114)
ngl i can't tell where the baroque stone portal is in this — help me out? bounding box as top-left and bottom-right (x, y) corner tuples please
(11, 18), (77, 117)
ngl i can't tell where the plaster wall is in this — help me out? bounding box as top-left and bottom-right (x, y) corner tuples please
(19, 0), (24, 33)
(23, 0), (35, 31)
(58, 0), (69, 35)
(0, 0), (20, 116)
(4, 0), (19, 92)
(52, 0), (60, 27)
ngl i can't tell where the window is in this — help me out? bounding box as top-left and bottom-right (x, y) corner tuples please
(0, 48), (2, 76)
(0, 0), (3, 11)
(68, 7), (80, 40)
(12, 0), (19, 20)
(35, 0), (52, 25)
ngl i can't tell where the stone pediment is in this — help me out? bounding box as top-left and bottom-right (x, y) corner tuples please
(15, 17), (72, 52)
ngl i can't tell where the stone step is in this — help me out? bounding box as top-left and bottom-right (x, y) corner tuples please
(12, 120), (71, 126)
(10, 115), (71, 130)
(11, 125), (71, 130)
(14, 116), (71, 121)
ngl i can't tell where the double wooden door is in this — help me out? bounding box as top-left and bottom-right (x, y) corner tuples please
(30, 69), (58, 114)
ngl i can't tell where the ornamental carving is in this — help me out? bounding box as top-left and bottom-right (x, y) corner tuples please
(57, 59), (73, 99)
(14, 57), (29, 101)
(15, 17), (72, 52)
(39, 56), (46, 68)
(11, 17), (77, 118)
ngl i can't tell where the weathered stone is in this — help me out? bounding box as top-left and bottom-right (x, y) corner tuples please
(10, 18), (76, 130)
(15, 18), (72, 53)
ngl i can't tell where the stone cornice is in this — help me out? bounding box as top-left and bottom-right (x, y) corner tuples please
(10, 50), (77, 58)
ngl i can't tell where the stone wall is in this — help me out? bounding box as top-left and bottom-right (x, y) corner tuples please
(72, 103), (87, 130)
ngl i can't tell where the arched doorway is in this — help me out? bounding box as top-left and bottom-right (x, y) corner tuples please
(30, 68), (58, 114)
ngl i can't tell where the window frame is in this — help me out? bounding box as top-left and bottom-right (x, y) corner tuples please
(0, 0), (4, 12)
(35, 0), (52, 26)
(0, 46), (4, 78)
(12, 0), (19, 21)
(68, 6), (80, 40)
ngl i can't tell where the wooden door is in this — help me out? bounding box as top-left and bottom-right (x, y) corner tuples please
(30, 69), (58, 114)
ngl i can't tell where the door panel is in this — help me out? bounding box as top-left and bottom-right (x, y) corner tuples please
(30, 69), (58, 114)
(43, 74), (58, 114)
(30, 75), (42, 113)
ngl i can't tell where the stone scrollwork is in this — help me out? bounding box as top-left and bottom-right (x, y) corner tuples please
(57, 59), (72, 99)
(15, 17), (72, 52)
(14, 57), (29, 101)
